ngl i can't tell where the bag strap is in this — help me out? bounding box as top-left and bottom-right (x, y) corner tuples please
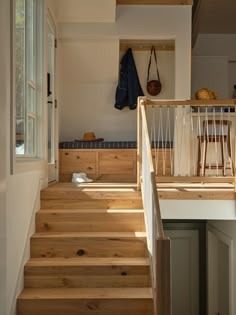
(147, 46), (161, 82)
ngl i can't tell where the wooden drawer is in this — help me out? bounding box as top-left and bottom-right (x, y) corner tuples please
(60, 150), (96, 174)
(99, 150), (136, 175)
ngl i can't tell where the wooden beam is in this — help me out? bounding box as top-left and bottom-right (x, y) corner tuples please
(117, 0), (193, 5)
(157, 191), (235, 200)
(155, 175), (235, 184)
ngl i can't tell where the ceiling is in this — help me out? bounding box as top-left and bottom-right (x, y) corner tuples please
(192, 0), (236, 46)
(193, 0), (236, 35)
(117, 0), (236, 45)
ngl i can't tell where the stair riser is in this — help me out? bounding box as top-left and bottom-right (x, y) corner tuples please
(25, 265), (150, 288)
(30, 237), (148, 258)
(17, 299), (153, 315)
(36, 212), (145, 232)
(25, 264), (149, 276)
(40, 190), (142, 201)
(24, 275), (150, 288)
(40, 199), (143, 209)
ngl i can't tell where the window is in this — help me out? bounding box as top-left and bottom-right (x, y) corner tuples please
(15, 0), (42, 157)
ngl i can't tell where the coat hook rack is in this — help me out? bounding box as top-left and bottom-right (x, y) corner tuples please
(120, 43), (175, 51)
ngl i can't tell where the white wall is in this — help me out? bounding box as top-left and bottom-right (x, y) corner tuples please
(47, 0), (57, 24)
(6, 166), (47, 315)
(0, 1), (9, 313)
(192, 34), (236, 98)
(0, 1), (49, 314)
(52, 0), (116, 23)
(191, 56), (229, 99)
(161, 200), (236, 220)
(58, 5), (191, 142)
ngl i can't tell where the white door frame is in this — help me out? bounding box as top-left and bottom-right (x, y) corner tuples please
(47, 9), (57, 182)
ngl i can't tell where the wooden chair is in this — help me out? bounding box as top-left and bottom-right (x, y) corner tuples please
(197, 120), (234, 176)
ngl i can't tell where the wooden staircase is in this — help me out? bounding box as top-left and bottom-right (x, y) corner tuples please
(17, 183), (154, 315)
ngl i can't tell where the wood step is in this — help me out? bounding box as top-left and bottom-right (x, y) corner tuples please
(24, 257), (150, 288)
(40, 184), (143, 209)
(30, 232), (148, 258)
(36, 209), (145, 232)
(17, 288), (153, 315)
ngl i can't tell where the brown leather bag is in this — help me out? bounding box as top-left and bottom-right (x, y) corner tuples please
(146, 46), (162, 96)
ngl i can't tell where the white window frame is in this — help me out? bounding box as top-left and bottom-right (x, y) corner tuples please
(13, 0), (44, 164)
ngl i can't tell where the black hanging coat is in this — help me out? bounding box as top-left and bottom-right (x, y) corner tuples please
(114, 48), (144, 110)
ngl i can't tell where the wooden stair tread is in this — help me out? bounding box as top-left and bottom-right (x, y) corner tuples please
(26, 257), (150, 267)
(32, 232), (147, 238)
(37, 208), (144, 213)
(41, 191), (142, 199)
(41, 185), (142, 200)
(41, 183), (138, 193)
(18, 287), (153, 299)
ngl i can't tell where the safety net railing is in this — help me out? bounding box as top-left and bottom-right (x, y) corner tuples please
(138, 97), (236, 184)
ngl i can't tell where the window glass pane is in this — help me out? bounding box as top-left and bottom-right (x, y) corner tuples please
(27, 116), (35, 156)
(27, 0), (36, 82)
(15, 0), (26, 154)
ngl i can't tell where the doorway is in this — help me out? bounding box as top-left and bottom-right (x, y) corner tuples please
(208, 225), (233, 315)
(164, 220), (207, 315)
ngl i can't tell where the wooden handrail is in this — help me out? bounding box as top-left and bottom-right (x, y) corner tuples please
(137, 97), (143, 190)
(140, 101), (164, 238)
(141, 98), (236, 106)
(138, 96), (171, 315)
(140, 104), (154, 174)
(151, 172), (164, 239)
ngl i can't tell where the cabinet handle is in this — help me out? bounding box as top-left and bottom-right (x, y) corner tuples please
(65, 152), (69, 156)
(87, 166), (93, 170)
(76, 156), (80, 159)
(115, 156), (118, 159)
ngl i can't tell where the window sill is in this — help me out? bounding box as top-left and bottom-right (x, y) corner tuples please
(14, 158), (47, 174)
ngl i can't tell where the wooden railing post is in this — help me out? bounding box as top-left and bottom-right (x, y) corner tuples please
(137, 97), (146, 190)
(156, 237), (171, 315)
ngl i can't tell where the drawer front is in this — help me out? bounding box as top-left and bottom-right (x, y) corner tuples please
(99, 151), (136, 175)
(60, 150), (96, 174)
(62, 162), (96, 174)
(61, 151), (96, 163)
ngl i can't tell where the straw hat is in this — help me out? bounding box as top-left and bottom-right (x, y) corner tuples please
(195, 88), (217, 100)
(75, 132), (104, 142)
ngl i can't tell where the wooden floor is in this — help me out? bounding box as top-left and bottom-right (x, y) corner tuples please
(50, 181), (236, 200)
